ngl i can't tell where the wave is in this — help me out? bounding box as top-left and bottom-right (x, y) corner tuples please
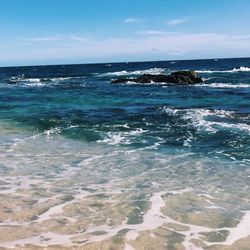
(197, 66), (250, 73)
(25, 78), (41, 83)
(49, 77), (78, 82)
(101, 66), (250, 77)
(196, 83), (250, 88)
(126, 81), (250, 88)
(161, 107), (250, 134)
(30, 76), (83, 82)
(125, 81), (170, 86)
(5, 76), (86, 87)
(97, 128), (147, 146)
(98, 68), (166, 77)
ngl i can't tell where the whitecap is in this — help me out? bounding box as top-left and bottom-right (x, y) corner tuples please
(44, 127), (62, 136)
(13, 78), (43, 86)
(25, 78), (41, 83)
(98, 68), (166, 77)
(102, 70), (128, 76)
(97, 128), (147, 146)
(25, 82), (46, 87)
(183, 109), (250, 133)
(197, 66), (250, 73)
(49, 76), (83, 81)
(99, 132), (125, 145)
(231, 66), (250, 72)
(161, 107), (250, 133)
(196, 83), (250, 88)
(125, 81), (169, 86)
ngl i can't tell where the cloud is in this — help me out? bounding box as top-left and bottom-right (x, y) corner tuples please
(17, 35), (91, 44)
(137, 30), (169, 36)
(18, 35), (63, 42)
(69, 36), (90, 43)
(1, 32), (250, 65)
(166, 17), (190, 26)
(124, 18), (142, 23)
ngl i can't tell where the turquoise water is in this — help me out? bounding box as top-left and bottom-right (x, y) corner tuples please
(0, 58), (249, 249)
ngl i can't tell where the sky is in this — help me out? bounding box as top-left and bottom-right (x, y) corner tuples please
(0, 0), (250, 66)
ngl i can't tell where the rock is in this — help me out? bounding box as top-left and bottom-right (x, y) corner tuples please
(111, 78), (133, 84)
(111, 70), (203, 85)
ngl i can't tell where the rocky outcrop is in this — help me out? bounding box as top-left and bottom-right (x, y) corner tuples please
(112, 70), (203, 85)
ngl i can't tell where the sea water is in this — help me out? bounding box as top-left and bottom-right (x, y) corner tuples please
(0, 58), (249, 249)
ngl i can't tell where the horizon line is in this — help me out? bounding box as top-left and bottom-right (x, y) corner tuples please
(0, 56), (249, 69)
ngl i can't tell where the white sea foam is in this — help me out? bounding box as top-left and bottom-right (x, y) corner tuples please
(228, 66), (250, 72)
(15, 78), (46, 87)
(79, 189), (230, 249)
(7, 76), (85, 87)
(44, 127), (62, 136)
(161, 107), (250, 134)
(125, 81), (169, 85)
(25, 78), (41, 83)
(50, 77), (71, 81)
(97, 128), (146, 145)
(196, 83), (250, 88)
(223, 211), (250, 245)
(203, 211), (250, 247)
(1, 188), (249, 249)
(197, 66), (250, 73)
(0, 232), (77, 248)
(99, 68), (166, 77)
(185, 109), (250, 133)
(99, 133), (125, 145)
(49, 76), (83, 81)
(25, 82), (46, 87)
(35, 191), (91, 223)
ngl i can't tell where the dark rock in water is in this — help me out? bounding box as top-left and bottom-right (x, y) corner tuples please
(111, 70), (203, 85)
(111, 78), (133, 84)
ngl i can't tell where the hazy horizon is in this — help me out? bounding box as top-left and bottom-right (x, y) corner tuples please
(1, 56), (250, 68)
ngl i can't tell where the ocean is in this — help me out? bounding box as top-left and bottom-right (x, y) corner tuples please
(0, 58), (249, 249)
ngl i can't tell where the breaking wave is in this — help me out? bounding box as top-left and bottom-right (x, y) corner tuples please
(97, 128), (147, 146)
(161, 107), (250, 133)
(98, 68), (166, 77)
(5, 76), (86, 87)
(196, 83), (250, 88)
(197, 66), (250, 73)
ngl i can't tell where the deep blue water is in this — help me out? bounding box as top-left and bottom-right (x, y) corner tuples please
(0, 58), (249, 161)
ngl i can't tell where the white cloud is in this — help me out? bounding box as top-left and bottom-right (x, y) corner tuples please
(18, 35), (63, 42)
(124, 18), (142, 23)
(1, 32), (250, 65)
(17, 35), (91, 44)
(69, 36), (90, 43)
(166, 17), (190, 26)
(137, 30), (169, 36)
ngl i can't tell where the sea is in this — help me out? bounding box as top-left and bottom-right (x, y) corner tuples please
(0, 57), (249, 249)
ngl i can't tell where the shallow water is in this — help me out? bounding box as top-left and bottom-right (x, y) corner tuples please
(0, 58), (249, 249)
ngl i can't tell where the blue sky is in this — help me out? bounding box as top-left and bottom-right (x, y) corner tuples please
(0, 0), (250, 66)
